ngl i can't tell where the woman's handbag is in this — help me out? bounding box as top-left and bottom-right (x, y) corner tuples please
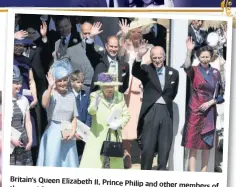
(100, 129), (124, 158)
(60, 121), (73, 139)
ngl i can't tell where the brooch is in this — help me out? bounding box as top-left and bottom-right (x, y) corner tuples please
(73, 38), (78, 43)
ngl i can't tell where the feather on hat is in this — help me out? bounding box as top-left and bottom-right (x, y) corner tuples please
(50, 58), (72, 81)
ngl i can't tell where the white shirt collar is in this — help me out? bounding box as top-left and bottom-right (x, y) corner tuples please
(72, 89), (80, 98)
(191, 25), (200, 34)
(62, 33), (71, 43)
(107, 55), (117, 63)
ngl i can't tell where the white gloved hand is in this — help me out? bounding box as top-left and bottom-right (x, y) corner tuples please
(95, 93), (101, 109)
(109, 122), (121, 130)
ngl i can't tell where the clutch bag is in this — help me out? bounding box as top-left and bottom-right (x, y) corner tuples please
(60, 121), (72, 139)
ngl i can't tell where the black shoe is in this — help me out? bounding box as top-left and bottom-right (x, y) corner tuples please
(124, 155), (131, 169)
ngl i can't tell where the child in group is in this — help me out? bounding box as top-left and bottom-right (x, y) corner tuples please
(70, 70), (91, 164)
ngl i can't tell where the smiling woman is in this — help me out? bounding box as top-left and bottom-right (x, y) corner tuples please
(36, 58), (79, 168)
(181, 37), (225, 172)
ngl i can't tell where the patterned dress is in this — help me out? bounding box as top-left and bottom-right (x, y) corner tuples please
(14, 57), (37, 148)
(181, 64), (224, 150)
(10, 96), (33, 165)
(37, 90), (79, 167)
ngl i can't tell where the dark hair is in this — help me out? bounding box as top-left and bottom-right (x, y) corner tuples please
(56, 16), (71, 27)
(196, 46), (214, 58)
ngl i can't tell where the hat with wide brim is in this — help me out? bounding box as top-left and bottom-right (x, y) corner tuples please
(129, 18), (156, 31)
(94, 73), (123, 87)
(50, 58), (72, 81)
(14, 38), (33, 46)
(117, 18), (157, 36)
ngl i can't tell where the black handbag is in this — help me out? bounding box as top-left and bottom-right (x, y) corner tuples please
(100, 129), (124, 158)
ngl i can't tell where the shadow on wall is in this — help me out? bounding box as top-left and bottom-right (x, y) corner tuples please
(168, 102), (181, 170)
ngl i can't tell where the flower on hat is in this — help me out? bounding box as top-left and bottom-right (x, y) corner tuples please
(94, 72), (123, 87)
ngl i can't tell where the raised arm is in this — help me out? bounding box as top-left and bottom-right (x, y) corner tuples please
(184, 37), (195, 69)
(42, 72), (55, 108)
(117, 19), (130, 57)
(87, 91), (101, 116)
(132, 40), (149, 82)
(86, 22), (103, 69)
(34, 21), (48, 46)
(14, 30), (28, 40)
(90, 63), (103, 93)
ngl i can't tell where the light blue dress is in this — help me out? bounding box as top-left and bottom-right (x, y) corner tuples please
(37, 90), (79, 167)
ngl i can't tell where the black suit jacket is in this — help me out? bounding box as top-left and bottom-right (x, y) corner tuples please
(90, 53), (130, 93)
(188, 24), (207, 48)
(85, 42), (129, 93)
(132, 61), (179, 139)
(143, 23), (167, 52)
(29, 38), (51, 99)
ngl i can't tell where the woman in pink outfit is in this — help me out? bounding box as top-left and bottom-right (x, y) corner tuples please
(117, 18), (154, 168)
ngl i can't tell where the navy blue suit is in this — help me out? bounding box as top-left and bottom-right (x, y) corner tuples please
(73, 89), (91, 164)
(75, 89), (91, 127)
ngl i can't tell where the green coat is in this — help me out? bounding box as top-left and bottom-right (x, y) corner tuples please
(79, 90), (130, 169)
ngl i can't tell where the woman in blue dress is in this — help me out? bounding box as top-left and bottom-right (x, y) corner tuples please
(37, 58), (79, 167)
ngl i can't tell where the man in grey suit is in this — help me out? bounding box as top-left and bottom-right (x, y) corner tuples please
(64, 22), (104, 93)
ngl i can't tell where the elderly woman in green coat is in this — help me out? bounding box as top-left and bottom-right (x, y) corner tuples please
(79, 73), (130, 169)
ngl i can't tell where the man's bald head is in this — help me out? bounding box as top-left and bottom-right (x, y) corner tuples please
(81, 22), (93, 39)
(106, 36), (119, 44)
(150, 46), (166, 68)
(150, 46), (165, 56)
(105, 36), (119, 58)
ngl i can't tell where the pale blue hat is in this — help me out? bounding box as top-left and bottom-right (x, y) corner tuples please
(13, 65), (22, 82)
(50, 58), (72, 81)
